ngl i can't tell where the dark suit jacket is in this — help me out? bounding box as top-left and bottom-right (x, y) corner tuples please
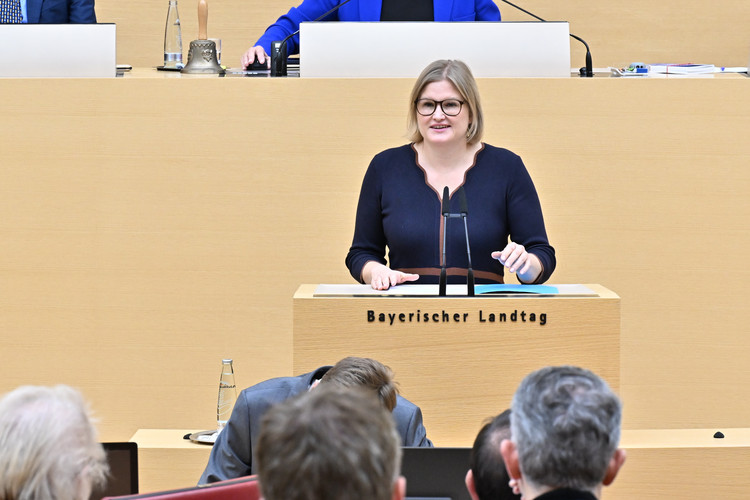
(26, 0), (96, 23)
(199, 366), (433, 484)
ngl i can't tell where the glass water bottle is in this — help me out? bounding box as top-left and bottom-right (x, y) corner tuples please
(163, 0), (183, 69)
(217, 359), (237, 433)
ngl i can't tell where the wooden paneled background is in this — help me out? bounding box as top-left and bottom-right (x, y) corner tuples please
(2, 75), (749, 446)
(94, 0), (750, 69)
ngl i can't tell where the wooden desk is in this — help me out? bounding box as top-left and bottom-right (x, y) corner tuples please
(129, 429), (212, 493)
(606, 428), (750, 499)
(131, 427), (750, 498)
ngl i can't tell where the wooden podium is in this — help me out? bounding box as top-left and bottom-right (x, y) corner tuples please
(293, 284), (620, 446)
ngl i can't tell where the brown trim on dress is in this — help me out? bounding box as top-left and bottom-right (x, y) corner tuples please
(398, 267), (504, 284)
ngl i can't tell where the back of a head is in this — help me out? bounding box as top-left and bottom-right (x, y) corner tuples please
(510, 366), (621, 492)
(0, 385), (108, 500)
(256, 384), (402, 500)
(470, 410), (519, 500)
(319, 356), (398, 411)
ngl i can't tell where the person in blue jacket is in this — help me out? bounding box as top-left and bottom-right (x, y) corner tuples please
(7, 0), (96, 23)
(242, 0), (500, 68)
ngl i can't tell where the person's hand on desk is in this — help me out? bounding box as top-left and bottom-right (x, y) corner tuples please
(241, 46), (270, 69)
(492, 241), (542, 284)
(362, 261), (419, 290)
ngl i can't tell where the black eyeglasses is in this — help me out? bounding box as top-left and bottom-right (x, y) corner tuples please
(415, 98), (465, 117)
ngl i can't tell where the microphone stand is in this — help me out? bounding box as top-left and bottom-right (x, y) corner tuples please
(440, 187), (475, 297)
(439, 186), (449, 297)
(458, 188), (475, 296)
(570, 34), (593, 77)
(497, 0), (594, 77)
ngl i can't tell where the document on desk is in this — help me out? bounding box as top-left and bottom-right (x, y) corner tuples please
(313, 284), (598, 297)
(648, 63), (715, 74)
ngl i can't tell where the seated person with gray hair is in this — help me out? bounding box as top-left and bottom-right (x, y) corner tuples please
(500, 366), (626, 500)
(466, 409), (521, 500)
(0, 384), (108, 500)
(256, 384), (405, 500)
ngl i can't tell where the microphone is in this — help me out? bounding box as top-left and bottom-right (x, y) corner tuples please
(439, 186), (475, 297)
(271, 0), (354, 77)
(496, 0), (593, 77)
(439, 186), (450, 297)
(458, 187), (475, 296)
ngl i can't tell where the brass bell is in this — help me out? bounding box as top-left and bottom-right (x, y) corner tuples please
(182, 39), (224, 74)
(181, 0), (225, 74)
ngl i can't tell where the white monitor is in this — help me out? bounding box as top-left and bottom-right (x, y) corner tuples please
(300, 21), (570, 78)
(0, 24), (116, 78)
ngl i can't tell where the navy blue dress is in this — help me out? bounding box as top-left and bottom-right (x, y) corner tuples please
(346, 143), (556, 284)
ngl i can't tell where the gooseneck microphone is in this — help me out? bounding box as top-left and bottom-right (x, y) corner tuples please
(458, 187), (475, 296)
(439, 186), (476, 297)
(496, 0), (594, 77)
(271, 0), (354, 77)
(439, 186), (450, 297)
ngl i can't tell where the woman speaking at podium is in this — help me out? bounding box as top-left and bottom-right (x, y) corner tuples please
(345, 59), (556, 290)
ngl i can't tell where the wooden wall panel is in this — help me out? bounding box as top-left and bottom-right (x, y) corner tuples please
(1, 76), (749, 443)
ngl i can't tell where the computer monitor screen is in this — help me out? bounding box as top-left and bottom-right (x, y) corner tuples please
(401, 447), (472, 500)
(90, 442), (139, 499)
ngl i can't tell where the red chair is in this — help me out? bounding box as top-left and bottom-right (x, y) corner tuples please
(102, 476), (261, 500)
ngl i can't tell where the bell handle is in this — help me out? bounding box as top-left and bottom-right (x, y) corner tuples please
(198, 0), (208, 40)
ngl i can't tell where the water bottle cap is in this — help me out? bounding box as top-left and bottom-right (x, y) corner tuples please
(222, 359), (233, 364)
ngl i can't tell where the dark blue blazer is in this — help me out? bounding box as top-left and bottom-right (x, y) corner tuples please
(256, 0), (501, 54)
(26, 0), (96, 23)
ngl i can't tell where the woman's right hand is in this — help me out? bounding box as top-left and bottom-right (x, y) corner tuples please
(362, 262), (419, 290)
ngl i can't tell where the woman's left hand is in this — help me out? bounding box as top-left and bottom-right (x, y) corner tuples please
(492, 241), (542, 283)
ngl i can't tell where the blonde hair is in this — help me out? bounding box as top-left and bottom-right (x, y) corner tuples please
(320, 356), (399, 412)
(407, 59), (484, 144)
